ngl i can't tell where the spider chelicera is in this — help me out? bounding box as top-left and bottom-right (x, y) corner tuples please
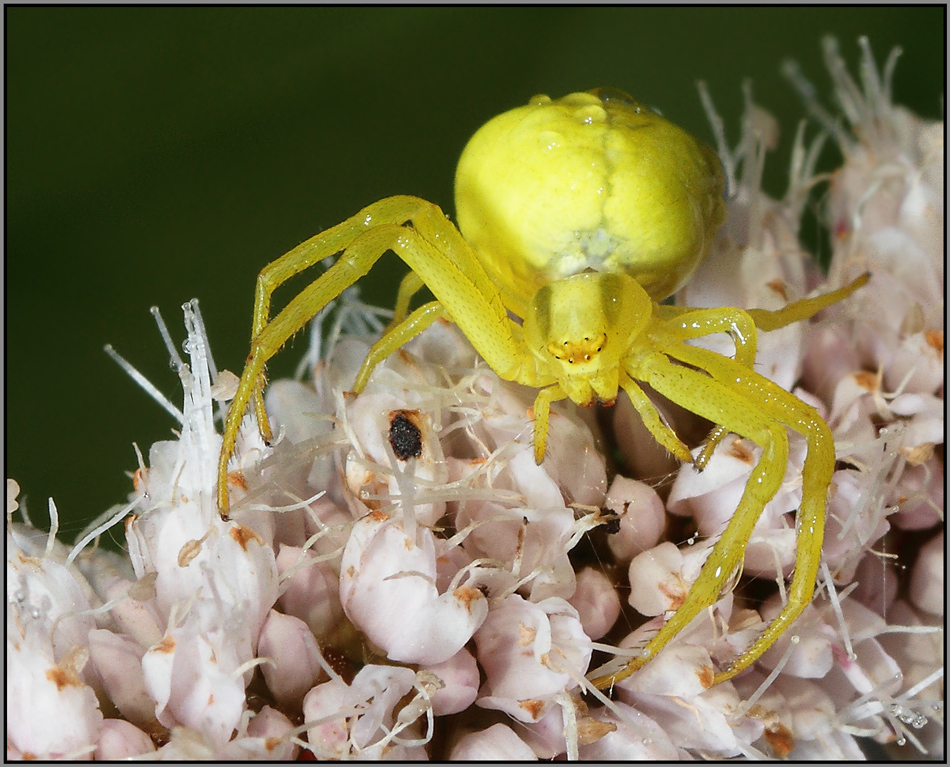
(216, 89), (867, 689)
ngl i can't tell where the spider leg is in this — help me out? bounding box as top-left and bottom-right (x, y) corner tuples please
(667, 342), (834, 682)
(353, 300), (446, 392)
(744, 272), (869, 332)
(618, 376), (693, 463)
(591, 354), (790, 690)
(391, 271), (426, 327)
(531, 385), (568, 463)
(654, 306), (761, 469)
(219, 197), (532, 516)
(244, 197), (435, 441)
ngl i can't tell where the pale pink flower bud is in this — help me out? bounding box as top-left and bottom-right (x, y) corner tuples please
(87, 629), (158, 731)
(603, 475), (666, 562)
(141, 617), (247, 748)
(6, 630), (103, 759)
(97, 575), (163, 650)
(618, 643), (716, 697)
(421, 647), (479, 716)
(449, 723), (537, 760)
(569, 567), (620, 640)
(909, 530), (943, 616)
(265, 378), (334, 446)
(890, 457), (944, 531)
(243, 706), (298, 760)
(535, 409), (608, 507)
(850, 551), (899, 617)
(577, 702), (680, 760)
(301, 676), (348, 757)
(759, 599), (835, 679)
(339, 512), (487, 665)
(619, 684), (741, 755)
(275, 545), (344, 638)
(94, 719), (155, 759)
(257, 609), (328, 709)
(801, 323), (863, 404)
(775, 676), (836, 740)
(474, 594), (592, 723)
(7, 529), (97, 665)
(302, 664), (428, 760)
(458, 498), (576, 601)
(627, 541), (704, 616)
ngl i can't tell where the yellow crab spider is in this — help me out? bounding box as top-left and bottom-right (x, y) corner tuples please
(217, 89), (868, 688)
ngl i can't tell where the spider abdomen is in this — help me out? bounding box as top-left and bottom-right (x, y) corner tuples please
(454, 89), (726, 313)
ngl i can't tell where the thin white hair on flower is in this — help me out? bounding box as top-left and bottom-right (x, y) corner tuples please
(295, 280), (394, 383)
(64, 497), (142, 570)
(104, 342), (184, 423)
(783, 118), (830, 224)
(783, 37), (903, 151)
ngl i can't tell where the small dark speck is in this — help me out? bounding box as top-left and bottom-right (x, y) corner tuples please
(601, 511), (622, 535)
(389, 410), (423, 460)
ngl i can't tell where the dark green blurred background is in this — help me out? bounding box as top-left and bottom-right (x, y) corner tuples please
(7, 7), (944, 542)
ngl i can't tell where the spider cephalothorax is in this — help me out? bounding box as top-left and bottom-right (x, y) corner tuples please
(216, 88), (867, 690)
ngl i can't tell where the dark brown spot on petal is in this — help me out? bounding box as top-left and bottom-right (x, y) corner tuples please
(853, 370), (878, 391)
(764, 723), (796, 759)
(658, 579), (687, 610)
(900, 443), (934, 466)
(600, 511), (622, 535)
(132, 467), (148, 495)
(926, 329), (944, 355)
(230, 524), (264, 551)
(155, 635), (176, 654)
(766, 279), (789, 302)
(577, 718), (617, 745)
(45, 664), (81, 690)
(726, 438), (755, 464)
(519, 699), (545, 719)
(389, 410), (423, 460)
(228, 470), (248, 492)
(453, 585), (483, 612)
(518, 621), (536, 646)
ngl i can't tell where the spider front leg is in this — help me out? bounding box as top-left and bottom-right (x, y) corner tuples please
(668, 342), (835, 682)
(591, 354), (791, 690)
(217, 196), (532, 517)
(657, 272), (869, 470)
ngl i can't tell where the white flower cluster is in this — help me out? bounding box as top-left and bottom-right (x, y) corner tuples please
(6, 38), (943, 760)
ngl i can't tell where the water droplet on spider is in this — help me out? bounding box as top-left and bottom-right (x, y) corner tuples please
(13, 589), (26, 602)
(642, 738), (652, 746)
(30, 606), (42, 619)
(896, 736), (906, 746)
(912, 714), (927, 729)
(181, 338), (193, 355)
